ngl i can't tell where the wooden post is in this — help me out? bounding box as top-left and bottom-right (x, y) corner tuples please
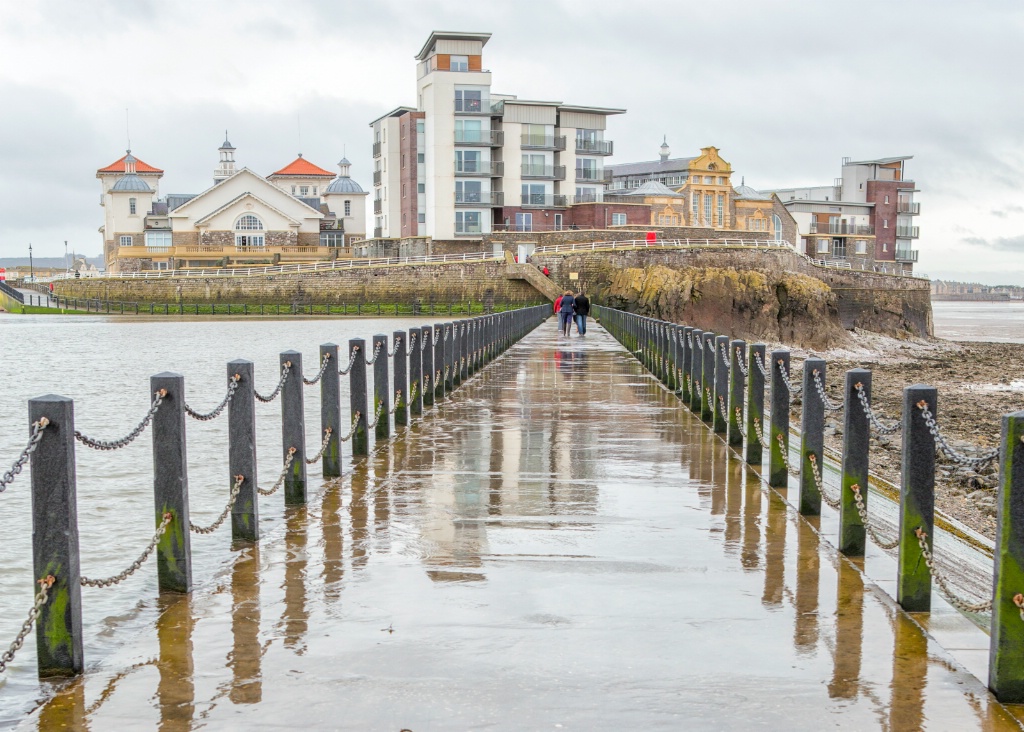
(228, 360), (259, 541)
(150, 372), (192, 592)
(990, 410), (1024, 702)
(897, 384), (936, 612)
(29, 395), (84, 677)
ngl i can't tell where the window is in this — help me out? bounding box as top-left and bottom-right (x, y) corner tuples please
(716, 177), (725, 185)
(456, 150), (481, 173)
(882, 243), (888, 252)
(692, 192), (700, 216)
(454, 88), (484, 113)
(817, 239), (830, 253)
(704, 193), (712, 223)
(292, 186), (297, 194)
(522, 153), (547, 177)
(300, 186), (309, 196)
(129, 198), (137, 215)
(417, 153), (424, 164)
(884, 195), (890, 204)
(418, 213), (426, 223)
(708, 163), (717, 171)
(456, 118), (484, 142)
(455, 211), (482, 233)
(450, 55), (469, 72)
(717, 195), (724, 224)
(883, 219), (889, 229)
(773, 214), (783, 242)
(554, 213), (563, 230)
(575, 186), (598, 203)
(119, 235), (133, 247)
(612, 213), (627, 226)
(457, 180), (483, 203)
(576, 158), (598, 180)
(693, 175), (700, 183)
(234, 214), (265, 248)
(833, 239), (847, 258)
(402, 184), (407, 198)
(703, 176), (713, 184)
(402, 154), (406, 168)
(313, 187), (318, 196)
(320, 232), (344, 247)
(855, 240), (867, 255)
(416, 120), (425, 133)
(344, 200), (351, 216)
(523, 124), (552, 147)
(417, 183), (425, 194)
(521, 183), (546, 205)
(145, 231), (171, 248)
(514, 212), (533, 232)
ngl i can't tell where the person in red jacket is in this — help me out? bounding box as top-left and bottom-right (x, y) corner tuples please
(553, 294), (563, 322)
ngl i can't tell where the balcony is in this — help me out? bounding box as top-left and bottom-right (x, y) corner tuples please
(454, 129), (504, 146)
(373, 226), (383, 238)
(895, 247), (919, 263)
(896, 225), (920, 238)
(373, 141), (382, 158)
(116, 245), (336, 263)
(373, 199), (383, 215)
(898, 201), (921, 215)
(575, 139), (614, 155)
(373, 170), (382, 186)
(520, 194), (568, 208)
(522, 164), (566, 180)
(455, 161), (504, 177)
(575, 168), (612, 184)
(521, 134), (566, 151)
(454, 98), (494, 115)
(808, 221), (875, 235)
(455, 191), (504, 207)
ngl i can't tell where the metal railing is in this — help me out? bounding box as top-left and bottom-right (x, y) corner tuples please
(575, 139), (614, 155)
(808, 222), (875, 235)
(372, 141), (382, 158)
(519, 194), (568, 208)
(898, 201), (921, 215)
(455, 130), (503, 146)
(895, 248), (920, 263)
(455, 161), (503, 177)
(373, 199), (383, 215)
(521, 164), (566, 180)
(531, 238), (790, 254)
(575, 168), (612, 184)
(520, 135), (566, 150)
(455, 192), (504, 207)
(896, 225), (921, 238)
(0, 280), (25, 303)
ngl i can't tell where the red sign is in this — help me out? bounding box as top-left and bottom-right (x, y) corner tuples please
(0, 268), (6, 281)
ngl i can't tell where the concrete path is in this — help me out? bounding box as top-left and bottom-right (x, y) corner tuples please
(21, 322), (1024, 730)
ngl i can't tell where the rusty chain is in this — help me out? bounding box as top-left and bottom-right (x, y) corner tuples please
(365, 341), (383, 365)
(807, 454), (841, 510)
(775, 433), (799, 476)
(339, 346), (360, 375)
(719, 344), (731, 371)
(0, 576), (54, 674)
(338, 412), (361, 442)
(305, 429), (333, 465)
(776, 360), (802, 395)
(387, 337), (402, 358)
(409, 382), (419, 402)
(365, 399), (385, 430)
(389, 390), (403, 415)
(849, 483), (900, 550)
(812, 370), (844, 413)
(185, 375), (240, 421)
(918, 401), (999, 469)
(191, 474), (245, 533)
(75, 390), (165, 450)
(735, 347), (749, 377)
(854, 383), (901, 435)
(1, 419), (48, 493)
(81, 512), (173, 588)
(302, 353), (332, 385)
(257, 449), (296, 497)
(255, 362), (290, 403)
(914, 527), (993, 613)
(754, 354), (770, 378)
(695, 337), (705, 351)
(717, 395), (729, 424)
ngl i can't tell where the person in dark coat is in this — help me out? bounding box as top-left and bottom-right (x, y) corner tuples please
(573, 290), (590, 335)
(558, 290), (575, 336)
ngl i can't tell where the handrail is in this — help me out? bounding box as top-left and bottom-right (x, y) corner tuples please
(531, 238), (790, 254)
(0, 280), (25, 304)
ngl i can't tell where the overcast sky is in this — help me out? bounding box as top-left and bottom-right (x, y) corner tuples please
(0, 0), (1021, 284)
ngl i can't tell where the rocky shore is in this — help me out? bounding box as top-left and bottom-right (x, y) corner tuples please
(782, 332), (1023, 541)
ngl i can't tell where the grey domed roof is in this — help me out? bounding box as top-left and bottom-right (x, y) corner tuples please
(325, 175), (364, 194)
(110, 173), (153, 192)
(338, 157), (351, 166)
(733, 184), (768, 200)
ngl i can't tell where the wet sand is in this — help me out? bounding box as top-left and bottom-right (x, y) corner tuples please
(18, 324), (1022, 730)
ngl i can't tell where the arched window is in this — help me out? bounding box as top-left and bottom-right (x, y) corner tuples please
(235, 214), (265, 248)
(707, 163), (717, 171)
(773, 214), (783, 242)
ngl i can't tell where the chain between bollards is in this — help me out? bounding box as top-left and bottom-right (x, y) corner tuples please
(80, 513), (173, 588)
(337, 413), (361, 442)
(807, 454), (841, 510)
(365, 341), (383, 365)
(339, 346), (360, 375)
(302, 353), (332, 386)
(305, 429), (333, 465)
(849, 484), (900, 550)
(777, 433), (799, 476)
(389, 390), (402, 415)
(387, 337), (402, 358)
(75, 390), (164, 450)
(917, 401), (999, 469)
(255, 362), (291, 403)
(185, 375), (240, 421)
(365, 399), (385, 430)
(191, 475), (246, 532)
(753, 417), (769, 449)
(855, 383), (901, 434)
(914, 527), (994, 613)
(257, 450), (296, 497)
(812, 371), (843, 413)
(0, 419), (48, 493)
(735, 347), (749, 377)
(0, 576), (54, 674)
(776, 360), (801, 396)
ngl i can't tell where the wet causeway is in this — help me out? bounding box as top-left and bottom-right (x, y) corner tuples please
(18, 323), (1024, 730)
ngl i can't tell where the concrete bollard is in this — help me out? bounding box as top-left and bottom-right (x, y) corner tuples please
(433, 322), (446, 402)
(280, 351), (307, 505)
(729, 340), (746, 447)
(689, 328), (704, 413)
(989, 410), (1024, 702)
(897, 384), (936, 612)
(839, 369), (871, 555)
(29, 395), (84, 677)
(681, 326), (693, 404)
(421, 326), (434, 409)
(664, 324), (676, 390)
(150, 372), (192, 593)
(713, 334), (729, 434)
(459, 320), (469, 384)
(393, 330), (408, 427)
(799, 358), (826, 516)
(443, 322), (455, 392)
(319, 344), (342, 478)
(746, 344), (766, 465)
(349, 338), (369, 457)
(228, 360), (259, 541)
(769, 350), (790, 488)
(409, 328), (423, 417)
(701, 332), (715, 424)
(372, 335), (390, 441)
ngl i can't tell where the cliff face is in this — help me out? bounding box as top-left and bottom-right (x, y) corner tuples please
(597, 264), (846, 349)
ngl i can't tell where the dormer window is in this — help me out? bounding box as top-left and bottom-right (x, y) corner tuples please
(451, 55), (469, 71)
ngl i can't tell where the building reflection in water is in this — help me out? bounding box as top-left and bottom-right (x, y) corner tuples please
(229, 545), (262, 705)
(280, 507), (309, 655)
(156, 593), (195, 731)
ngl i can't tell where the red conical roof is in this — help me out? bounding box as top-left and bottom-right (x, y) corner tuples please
(97, 154), (163, 174)
(270, 156), (334, 177)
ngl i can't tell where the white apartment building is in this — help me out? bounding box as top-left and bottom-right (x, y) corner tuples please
(370, 31), (626, 240)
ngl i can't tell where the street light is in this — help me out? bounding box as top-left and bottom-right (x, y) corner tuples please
(28, 243), (33, 283)
(65, 241), (69, 276)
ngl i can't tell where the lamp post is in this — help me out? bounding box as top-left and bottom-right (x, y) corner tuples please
(65, 241), (69, 276)
(28, 243), (33, 283)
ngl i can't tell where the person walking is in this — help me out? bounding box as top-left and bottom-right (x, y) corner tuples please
(553, 293), (563, 329)
(573, 290), (590, 335)
(558, 290), (576, 336)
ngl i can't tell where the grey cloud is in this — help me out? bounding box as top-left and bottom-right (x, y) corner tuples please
(963, 236), (1024, 252)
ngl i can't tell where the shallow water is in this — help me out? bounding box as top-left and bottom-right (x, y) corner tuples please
(2, 316), (1021, 729)
(933, 301), (1024, 343)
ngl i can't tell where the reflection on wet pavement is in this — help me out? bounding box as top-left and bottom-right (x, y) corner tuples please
(20, 323), (1024, 730)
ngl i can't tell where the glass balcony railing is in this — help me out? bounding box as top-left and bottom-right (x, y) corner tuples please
(896, 225), (920, 238)
(454, 129), (503, 146)
(808, 221), (875, 235)
(897, 201), (921, 215)
(575, 168), (612, 184)
(575, 139), (614, 155)
(521, 134), (566, 150)
(895, 247), (919, 262)
(520, 194), (568, 208)
(455, 191), (504, 207)
(455, 161), (503, 177)
(521, 165), (566, 180)
(454, 98), (493, 114)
